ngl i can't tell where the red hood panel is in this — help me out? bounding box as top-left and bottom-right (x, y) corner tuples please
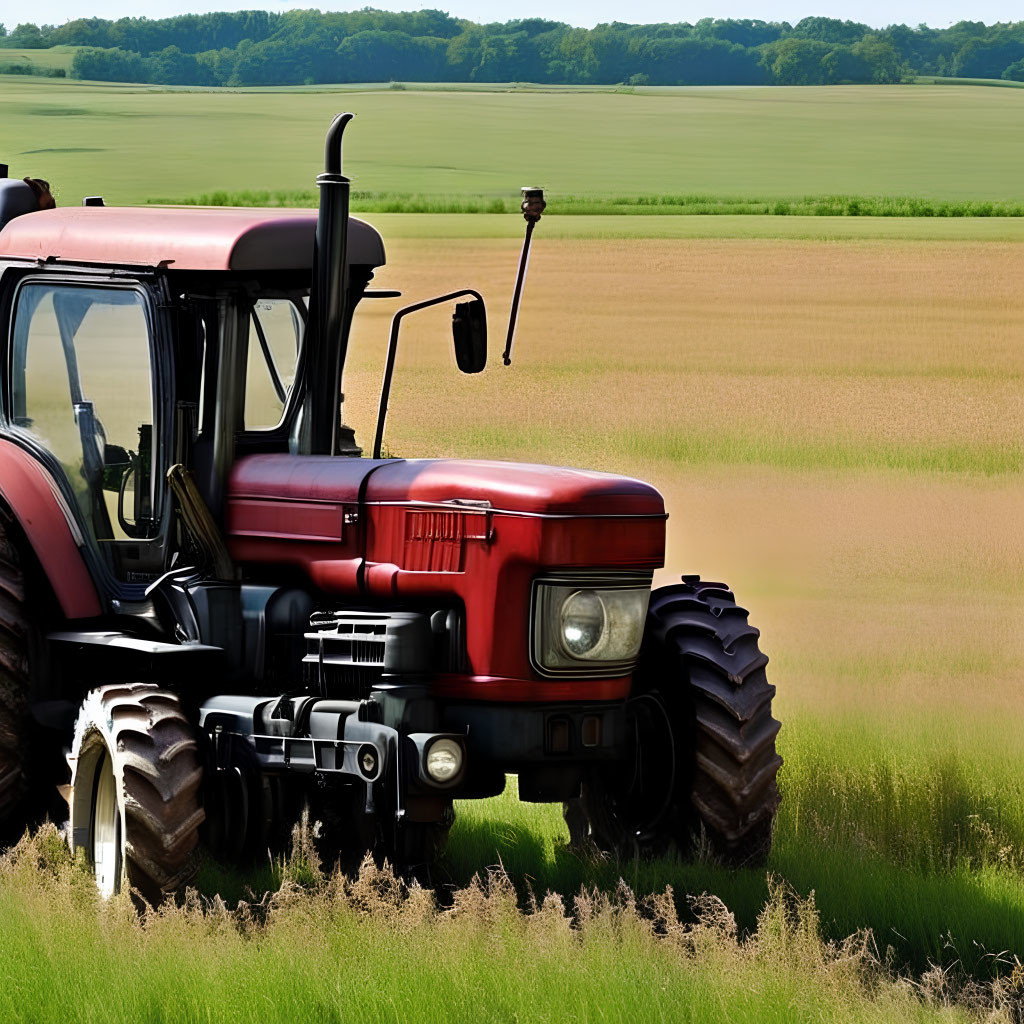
(229, 455), (664, 518)
(365, 459), (664, 516)
(230, 454), (388, 502)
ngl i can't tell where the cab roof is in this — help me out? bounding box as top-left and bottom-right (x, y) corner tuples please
(0, 206), (386, 272)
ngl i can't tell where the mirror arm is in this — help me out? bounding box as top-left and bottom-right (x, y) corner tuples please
(502, 187), (546, 366)
(373, 288), (483, 461)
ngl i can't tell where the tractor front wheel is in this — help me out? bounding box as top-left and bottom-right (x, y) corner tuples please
(68, 684), (205, 903)
(565, 577), (781, 865)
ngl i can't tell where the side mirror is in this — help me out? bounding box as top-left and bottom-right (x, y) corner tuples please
(452, 298), (487, 374)
(101, 444), (132, 492)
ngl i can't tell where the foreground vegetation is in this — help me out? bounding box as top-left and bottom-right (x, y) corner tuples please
(0, 826), (1015, 1024)
(4, 11), (1024, 87)
(3, 79), (1024, 208)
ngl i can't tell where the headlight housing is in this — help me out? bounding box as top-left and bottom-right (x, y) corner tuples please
(532, 575), (651, 677)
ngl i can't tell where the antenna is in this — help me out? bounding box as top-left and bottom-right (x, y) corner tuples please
(502, 187), (545, 366)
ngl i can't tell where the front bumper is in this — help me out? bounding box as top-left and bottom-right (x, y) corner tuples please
(199, 690), (630, 807)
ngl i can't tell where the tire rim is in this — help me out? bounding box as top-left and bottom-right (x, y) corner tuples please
(90, 750), (122, 898)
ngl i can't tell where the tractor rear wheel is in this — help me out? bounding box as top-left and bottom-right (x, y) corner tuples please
(565, 577), (781, 865)
(68, 684), (205, 903)
(0, 524), (29, 831)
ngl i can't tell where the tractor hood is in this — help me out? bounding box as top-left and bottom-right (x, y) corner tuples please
(228, 455), (665, 519)
(226, 454), (666, 683)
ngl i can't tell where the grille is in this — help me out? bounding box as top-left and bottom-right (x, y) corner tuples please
(303, 610), (432, 698)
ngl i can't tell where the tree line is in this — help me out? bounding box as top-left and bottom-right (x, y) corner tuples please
(2, 12), (1024, 87)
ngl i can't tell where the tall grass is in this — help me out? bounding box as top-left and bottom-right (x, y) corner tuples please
(148, 190), (1024, 217)
(0, 826), (1009, 1024)
(438, 744), (1024, 979)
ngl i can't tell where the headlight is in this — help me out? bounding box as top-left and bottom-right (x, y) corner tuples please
(533, 577), (651, 676)
(561, 590), (606, 656)
(425, 738), (463, 782)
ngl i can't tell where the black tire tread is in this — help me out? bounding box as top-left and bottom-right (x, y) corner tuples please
(565, 576), (781, 866)
(71, 684), (204, 902)
(651, 579), (781, 859)
(0, 519), (29, 827)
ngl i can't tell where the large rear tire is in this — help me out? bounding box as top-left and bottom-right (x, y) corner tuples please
(566, 577), (781, 865)
(68, 684), (205, 903)
(0, 524), (29, 830)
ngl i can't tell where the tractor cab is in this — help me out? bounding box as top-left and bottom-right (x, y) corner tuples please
(0, 201), (386, 587)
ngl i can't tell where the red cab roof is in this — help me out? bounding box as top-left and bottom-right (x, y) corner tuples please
(0, 206), (385, 272)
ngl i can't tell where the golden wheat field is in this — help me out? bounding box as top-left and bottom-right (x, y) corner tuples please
(6, 223), (1024, 1022)
(342, 232), (1024, 748)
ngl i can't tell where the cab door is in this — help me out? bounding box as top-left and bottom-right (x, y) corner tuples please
(8, 278), (169, 584)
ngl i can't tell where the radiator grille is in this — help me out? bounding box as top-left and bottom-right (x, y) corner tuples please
(303, 610), (432, 698)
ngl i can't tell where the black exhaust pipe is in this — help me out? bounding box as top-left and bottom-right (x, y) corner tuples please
(307, 112), (353, 455)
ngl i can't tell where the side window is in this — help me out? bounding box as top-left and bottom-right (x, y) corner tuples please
(244, 298), (303, 430)
(10, 283), (158, 555)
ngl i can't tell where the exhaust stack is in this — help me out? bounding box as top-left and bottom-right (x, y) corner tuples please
(307, 112), (353, 455)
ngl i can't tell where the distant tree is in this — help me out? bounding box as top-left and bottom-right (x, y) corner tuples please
(1003, 57), (1024, 81)
(21, 9), (1024, 87)
(195, 47), (237, 86)
(145, 45), (216, 85)
(701, 18), (786, 47)
(790, 17), (870, 44)
(546, 28), (598, 83)
(761, 38), (832, 84)
(952, 37), (1024, 79)
(4, 23), (47, 48)
(50, 18), (115, 48)
(445, 26), (484, 80)
(820, 45), (870, 83)
(852, 35), (904, 83)
(335, 30), (447, 83)
(70, 46), (146, 82)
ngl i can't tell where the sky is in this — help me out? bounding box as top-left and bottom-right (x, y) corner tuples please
(0, 0), (1018, 31)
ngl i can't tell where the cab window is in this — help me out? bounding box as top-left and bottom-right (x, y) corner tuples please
(244, 297), (304, 430)
(9, 282), (159, 574)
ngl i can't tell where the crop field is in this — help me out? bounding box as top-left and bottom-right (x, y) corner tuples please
(3, 81), (1024, 1020)
(342, 231), (1024, 982)
(2, 219), (1022, 1022)
(2, 77), (1024, 206)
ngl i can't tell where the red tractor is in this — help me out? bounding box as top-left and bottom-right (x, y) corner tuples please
(0, 115), (780, 901)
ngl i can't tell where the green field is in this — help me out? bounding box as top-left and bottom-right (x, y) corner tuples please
(0, 46), (79, 72)
(365, 211), (1024, 240)
(2, 77), (1024, 207)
